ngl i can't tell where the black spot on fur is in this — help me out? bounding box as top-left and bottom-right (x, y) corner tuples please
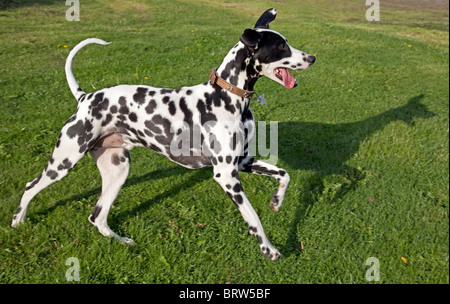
(197, 99), (217, 126)
(64, 115), (77, 126)
(168, 101), (176, 116)
(144, 120), (161, 135)
(102, 114), (113, 127)
(15, 206), (22, 215)
(66, 119), (96, 153)
(204, 87), (235, 114)
(148, 143), (162, 153)
(257, 235), (263, 244)
(25, 173), (42, 191)
(230, 131), (243, 150)
(118, 97), (129, 115)
(91, 93), (108, 119)
(56, 134), (62, 148)
(57, 158), (73, 171)
(133, 87), (148, 104)
(152, 115), (171, 135)
(111, 153), (121, 166)
(66, 120), (85, 139)
(247, 164), (279, 176)
(234, 194), (243, 204)
(160, 89), (172, 95)
(145, 99), (157, 114)
(90, 206), (102, 222)
(233, 183), (243, 193)
(254, 31), (292, 64)
(120, 150), (130, 163)
(46, 170), (58, 180)
(150, 115), (173, 146)
(179, 97), (193, 126)
(129, 112), (138, 122)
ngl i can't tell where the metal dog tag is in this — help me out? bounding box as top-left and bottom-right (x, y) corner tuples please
(259, 94), (267, 105)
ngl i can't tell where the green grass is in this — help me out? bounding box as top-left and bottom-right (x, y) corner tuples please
(0, 0), (448, 284)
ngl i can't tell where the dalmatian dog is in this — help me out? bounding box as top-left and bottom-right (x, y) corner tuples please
(12, 8), (315, 260)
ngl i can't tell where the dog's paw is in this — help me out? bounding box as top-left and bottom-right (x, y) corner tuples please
(11, 215), (25, 228)
(270, 193), (283, 211)
(11, 219), (20, 228)
(269, 199), (280, 212)
(260, 245), (283, 261)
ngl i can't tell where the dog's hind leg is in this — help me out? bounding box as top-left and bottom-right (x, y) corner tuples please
(11, 122), (92, 228)
(88, 147), (135, 245)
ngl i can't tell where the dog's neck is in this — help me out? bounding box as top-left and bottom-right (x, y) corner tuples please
(215, 42), (260, 92)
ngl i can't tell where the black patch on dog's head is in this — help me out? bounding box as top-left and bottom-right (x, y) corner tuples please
(253, 31), (291, 63)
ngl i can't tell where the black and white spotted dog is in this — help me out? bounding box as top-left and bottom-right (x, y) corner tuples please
(12, 8), (315, 260)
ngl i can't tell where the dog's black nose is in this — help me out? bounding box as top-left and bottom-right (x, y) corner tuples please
(306, 55), (316, 64)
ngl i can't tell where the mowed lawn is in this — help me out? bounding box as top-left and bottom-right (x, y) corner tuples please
(0, 0), (448, 283)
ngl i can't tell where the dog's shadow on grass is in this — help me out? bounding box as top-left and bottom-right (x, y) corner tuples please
(35, 95), (434, 257)
(277, 94), (435, 256)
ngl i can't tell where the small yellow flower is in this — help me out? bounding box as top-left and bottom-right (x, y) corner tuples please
(401, 256), (408, 264)
(408, 44), (412, 47)
(133, 73), (138, 77)
(185, 46), (189, 50)
(57, 44), (61, 47)
(63, 45), (68, 48)
(191, 30), (195, 33)
(144, 76), (148, 80)
(313, 53), (317, 56)
(196, 44), (200, 47)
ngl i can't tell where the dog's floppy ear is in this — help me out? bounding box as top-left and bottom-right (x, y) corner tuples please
(254, 8), (277, 29)
(240, 29), (263, 49)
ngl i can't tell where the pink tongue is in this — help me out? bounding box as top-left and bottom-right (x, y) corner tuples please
(279, 68), (296, 89)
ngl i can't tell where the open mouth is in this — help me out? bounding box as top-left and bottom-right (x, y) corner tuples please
(274, 68), (297, 89)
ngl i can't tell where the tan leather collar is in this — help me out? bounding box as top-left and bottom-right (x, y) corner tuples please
(209, 69), (255, 99)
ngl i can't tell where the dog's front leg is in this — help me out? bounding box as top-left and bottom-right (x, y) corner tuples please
(238, 156), (290, 211)
(213, 163), (283, 260)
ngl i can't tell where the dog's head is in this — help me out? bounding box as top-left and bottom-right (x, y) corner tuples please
(240, 8), (315, 89)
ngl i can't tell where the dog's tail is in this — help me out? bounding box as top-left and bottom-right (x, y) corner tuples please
(65, 38), (111, 101)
